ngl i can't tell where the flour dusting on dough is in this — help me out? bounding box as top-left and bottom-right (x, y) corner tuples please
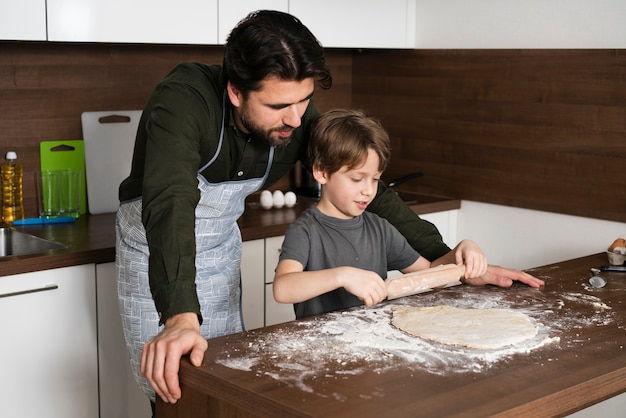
(390, 305), (538, 349)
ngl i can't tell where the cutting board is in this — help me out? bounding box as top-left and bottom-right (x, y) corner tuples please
(39, 140), (88, 215)
(81, 110), (142, 214)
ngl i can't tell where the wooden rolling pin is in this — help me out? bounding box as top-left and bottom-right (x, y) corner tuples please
(386, 264), (464, 300)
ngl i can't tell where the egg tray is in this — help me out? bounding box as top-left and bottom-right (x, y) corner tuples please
(607, 248), (626, 265)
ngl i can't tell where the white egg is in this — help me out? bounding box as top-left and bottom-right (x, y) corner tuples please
(259, 190), (273, 209)
(272, 190), (285, 208)
(284, 191), (297, 208)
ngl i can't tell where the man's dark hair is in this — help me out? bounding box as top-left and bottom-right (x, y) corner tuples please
(223, 10), (332, 95)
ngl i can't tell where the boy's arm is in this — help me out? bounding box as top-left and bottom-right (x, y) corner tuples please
(273, 259), (387, 307)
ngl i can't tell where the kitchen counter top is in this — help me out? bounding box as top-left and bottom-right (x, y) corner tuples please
(239, 192), (459, 241)
(0, 193), (459, 276)
(157, 253), (626, 417)
(0, 213), (117, 277)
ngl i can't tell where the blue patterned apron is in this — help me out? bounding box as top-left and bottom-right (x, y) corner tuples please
(116, 96), (273, 400)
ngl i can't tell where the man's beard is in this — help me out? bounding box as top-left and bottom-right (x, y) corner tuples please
(239, 109), (294, 148)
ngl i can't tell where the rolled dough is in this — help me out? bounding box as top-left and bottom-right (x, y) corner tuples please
(391, 305), (537, 349)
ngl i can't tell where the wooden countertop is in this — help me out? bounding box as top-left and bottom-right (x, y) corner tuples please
(0, 193), (459, 276)
(0, 213), (117, 277)
(239, 192), (460, 241)
(158, 253), (626, 417)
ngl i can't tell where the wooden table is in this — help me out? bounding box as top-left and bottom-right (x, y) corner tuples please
(158, 253), (626, 417)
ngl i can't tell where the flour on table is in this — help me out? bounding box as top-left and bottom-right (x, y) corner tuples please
(391, 305), (538, 349)
(215, 284), (616, 396)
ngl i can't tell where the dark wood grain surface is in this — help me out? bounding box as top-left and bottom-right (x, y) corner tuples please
(353, 49), (626, 224)
(3, 44), (624, 224)
(158, 253), (626, 417)
(0, 213), (116, 276)
(0, 194), (459, 276)
(0, 42), (351, 218)
(240, 192), (460, 241)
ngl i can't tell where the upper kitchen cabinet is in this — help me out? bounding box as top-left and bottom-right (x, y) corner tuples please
(414, 0), (626, 48)
(0, 0), (46, 41)
(218, 1), (288, 44)
(289, 0), (416, 49)
(47, 0), (219, 44)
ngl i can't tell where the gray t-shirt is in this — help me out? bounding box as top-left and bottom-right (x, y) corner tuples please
(279, 205), (420, 318)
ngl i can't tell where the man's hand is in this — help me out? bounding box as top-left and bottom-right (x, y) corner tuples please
(140, 312), (208, 404)
(463, 264), (545, 288)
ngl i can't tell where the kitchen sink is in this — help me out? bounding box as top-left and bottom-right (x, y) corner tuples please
(0, 227), (67, 258)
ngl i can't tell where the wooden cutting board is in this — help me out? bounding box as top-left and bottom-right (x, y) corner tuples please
(81, 111), (141, 214)
(39, 140), (88, 215)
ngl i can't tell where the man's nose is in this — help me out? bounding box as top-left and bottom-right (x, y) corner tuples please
(283, 104), (303, 129)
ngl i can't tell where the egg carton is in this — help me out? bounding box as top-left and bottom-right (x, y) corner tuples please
(607, 246), (626, 265)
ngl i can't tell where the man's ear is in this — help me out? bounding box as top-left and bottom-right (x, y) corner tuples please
(227, 81), (242, 108)
(312, 165), (329, 184)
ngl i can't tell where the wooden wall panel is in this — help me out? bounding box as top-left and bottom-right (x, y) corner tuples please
(352, 49), (626, 223)
(0, 42), (351, 217)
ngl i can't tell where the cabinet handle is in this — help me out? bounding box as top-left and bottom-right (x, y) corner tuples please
(0, 283), (59, 299)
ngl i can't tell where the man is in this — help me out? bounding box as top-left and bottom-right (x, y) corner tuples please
(116, 10), (543, 408)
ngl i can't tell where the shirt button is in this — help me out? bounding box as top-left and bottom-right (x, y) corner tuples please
(237, 171), (244, 177)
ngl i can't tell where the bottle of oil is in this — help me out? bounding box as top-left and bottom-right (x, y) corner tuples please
(1, 151), (25, 224)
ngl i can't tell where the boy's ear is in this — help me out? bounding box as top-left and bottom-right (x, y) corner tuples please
(312, 165), (329, 184)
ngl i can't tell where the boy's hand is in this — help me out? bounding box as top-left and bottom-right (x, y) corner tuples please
(454, 240), (488, 279)
(340, 267), (388, 306)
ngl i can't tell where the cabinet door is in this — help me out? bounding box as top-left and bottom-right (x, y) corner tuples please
(218, 0), (288, 44)
(265, 283), (296, 326)
(241, 239), (265, 330)
(0, 265), (98, 418)
(0, 0), (46, 40)
(420, 210), (458, 246)
(96, 262), (152, 418)
(289, 0), (416, 48)
(264, 235), (296, 326)
(47, 0), (218, 44)
(264, 235), (284, 284)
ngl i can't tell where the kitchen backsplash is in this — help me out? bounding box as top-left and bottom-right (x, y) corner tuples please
(2, 43), (623, 223)
(0, 43), (351, 217)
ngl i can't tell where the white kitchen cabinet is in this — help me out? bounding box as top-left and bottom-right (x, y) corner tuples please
(47, 0), (218, 44)
(241, 239), (266, 330)
(420, 209), (458, 246)
(289, 0), (416, 48)
(96, 262), (152, 418)
(0, 265), (99, 418)
(218, 0), (288, 44)
(264, 235), (296, 326)
(241, 235), (295, 329)
(265, 282), (297, 326)
(0, 0), (46, 40)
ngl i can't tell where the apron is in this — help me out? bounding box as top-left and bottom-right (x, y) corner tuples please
(116, 95), (274, 401)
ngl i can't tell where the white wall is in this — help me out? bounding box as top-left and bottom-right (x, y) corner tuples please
(415, 0), (626, 48)
(457, 201), (626, 270)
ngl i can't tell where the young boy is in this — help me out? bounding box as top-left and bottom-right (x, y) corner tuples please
(273, 109), (488, 319)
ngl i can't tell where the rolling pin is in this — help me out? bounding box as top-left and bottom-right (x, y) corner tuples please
(386, 264), (464, 300)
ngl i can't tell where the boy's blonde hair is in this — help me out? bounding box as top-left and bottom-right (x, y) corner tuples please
(308, 109), (391, 175)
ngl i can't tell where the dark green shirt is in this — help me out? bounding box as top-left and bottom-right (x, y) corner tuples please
(119, 62), (451, 323)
